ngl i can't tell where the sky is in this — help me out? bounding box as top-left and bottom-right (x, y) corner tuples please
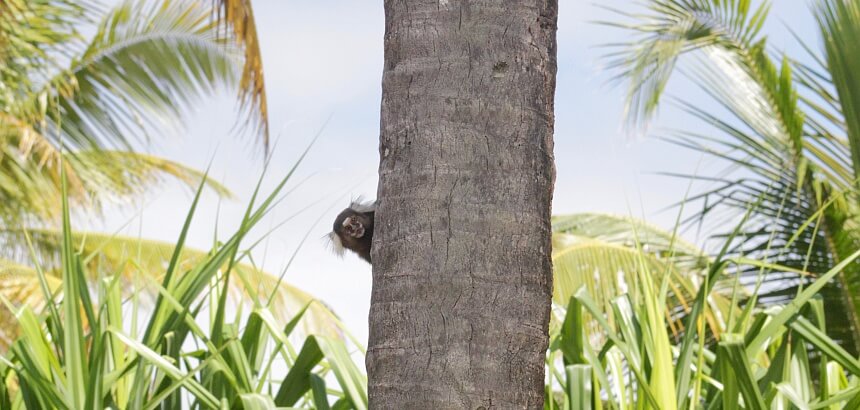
(93, 0), (823, 343)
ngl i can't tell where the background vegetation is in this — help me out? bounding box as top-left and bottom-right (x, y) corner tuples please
(3, 0), (860, 408)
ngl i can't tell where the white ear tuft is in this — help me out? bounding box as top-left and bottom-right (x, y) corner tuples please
(327, 232), (345, 256)
(349, 196), (377, 213)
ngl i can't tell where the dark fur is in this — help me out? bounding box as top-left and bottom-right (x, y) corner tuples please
(329, 200), (375, 263)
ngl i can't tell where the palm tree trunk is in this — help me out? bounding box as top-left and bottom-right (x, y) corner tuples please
(368, 0), (558, 408)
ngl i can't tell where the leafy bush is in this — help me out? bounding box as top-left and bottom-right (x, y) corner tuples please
(0, 169), (367, 409)
(7, 181), (859, 408)
(547, 221), (860, 409)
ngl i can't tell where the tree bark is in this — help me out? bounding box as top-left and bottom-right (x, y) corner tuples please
(369, 0), (558, 408)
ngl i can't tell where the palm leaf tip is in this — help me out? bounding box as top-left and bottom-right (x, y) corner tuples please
(815, 0), (860, 182)
(15, 0), (270, 154)
(213, 0), (270, 150)
(551, 213), (735, 339)
(606, 0), (772, 130)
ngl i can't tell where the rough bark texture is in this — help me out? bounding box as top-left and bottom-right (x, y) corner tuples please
(369, 0), (557, 408)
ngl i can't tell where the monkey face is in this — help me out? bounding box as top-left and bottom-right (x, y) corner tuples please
(329, 201), (376, 263)
(342, 215), (366, 238)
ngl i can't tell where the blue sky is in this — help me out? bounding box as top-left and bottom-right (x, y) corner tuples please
(95, 0), (822, 342)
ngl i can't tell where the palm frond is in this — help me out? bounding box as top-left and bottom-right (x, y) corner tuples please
(607, 0), (860, 351)
(552, 213), (736, 340)
(0, 229), (342, 339)
(0, 259), (62, 349)
(46, 0), (237, 150)
(603, 0), (770, 129)
(0, 141), (232, 224)
(0, 0), (262, 226)
(0, 0), (94, 97)
(5, 0), (267, 153)
(213, 0), (268, 147)
(815, 0), (860, 182)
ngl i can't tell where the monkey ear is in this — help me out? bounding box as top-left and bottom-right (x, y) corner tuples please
(327, 231), (345, 256)
(349, 197), (377, 213)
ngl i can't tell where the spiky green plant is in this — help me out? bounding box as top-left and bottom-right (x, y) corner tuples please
(0, 164), (364, 409)
(546, 217), (860, 409)
(606, 0), (860, 351)
(552, 213), (738, 341)
(6, 196), (856, 408)
(0, 0), (283, 345)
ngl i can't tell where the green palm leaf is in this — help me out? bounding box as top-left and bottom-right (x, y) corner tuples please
(0, 259), (62, 349)
(603, 0), (770, 129)
(552, 213), (736, 339)
(815, 0), (860, 180)
(0, 0), (268, 227)
(0, 146), (231, 224)
(0, 229), (342, 342)
(48, 0), (239, 150)
(213, 0), (268, 146)
(607, 0), (860, 351)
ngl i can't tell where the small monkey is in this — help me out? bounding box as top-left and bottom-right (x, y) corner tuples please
(328, 200), (376, 263)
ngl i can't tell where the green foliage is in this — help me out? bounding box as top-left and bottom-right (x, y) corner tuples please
(607, 0), (860, 351)
(4, 1), (860, 409)
(545, 208), (860, 408)
(0, 0), (265, 226)
(212, 0), (269, 145)
(4, 192), (858, 408)
(815, 0), (860, 180)
(552, 213), (737, 340)
(0, 165), (364, 409)
(546, 246), (860, 409)
(0, 0), (292, 358)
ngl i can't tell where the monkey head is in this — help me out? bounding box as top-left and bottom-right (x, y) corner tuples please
(328, 200), (376, 263)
